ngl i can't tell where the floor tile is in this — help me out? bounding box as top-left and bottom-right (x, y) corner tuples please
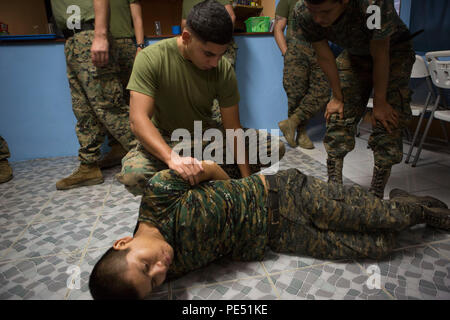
(2, 217), (97, 261)
(271, 262), (392, 300)
(172, 277), (278, 300)
(87, 211), (139, 250)
(0, 251), (80, 300)
(358, 246), (450, 300)
(261, 250), (330, 274)
(0, 223), (29, 260)
(171, 258), (265, 291)
(102, 179), (140, 214)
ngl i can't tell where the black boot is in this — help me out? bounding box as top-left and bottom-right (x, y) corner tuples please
(390, 188), (448, 209)
(369, 166), (391, 199)
(327, 157), (343, 185)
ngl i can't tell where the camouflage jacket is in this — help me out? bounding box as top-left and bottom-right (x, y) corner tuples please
(294, 0), (411, 55)
(138, 170), (269, 279)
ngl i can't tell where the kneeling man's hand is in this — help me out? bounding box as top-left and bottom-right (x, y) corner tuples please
(167, 154), (204, 186)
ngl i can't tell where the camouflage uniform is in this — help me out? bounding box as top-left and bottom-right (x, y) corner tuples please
(0, 136), (10, 161)
(266, 168), (421, 260)
(295, 0), (415, 195)
(283, 39), (329, 124)
(138, 168), (424, 279)
(117, 128), (285, 196)
(281, 0), (329, 125)
(105, 37), (136, 147)
(64, 31), (137, 164)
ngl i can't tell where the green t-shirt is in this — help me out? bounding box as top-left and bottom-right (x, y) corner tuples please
(295, 0), (410, 55)
(127, 37), (240, 134)
(51, 0), (95, 31)
(110, 0), (137, 39)
(182, 0), (231, 19)
(275, 0), (300, 39)
(138, 169), (269, 279)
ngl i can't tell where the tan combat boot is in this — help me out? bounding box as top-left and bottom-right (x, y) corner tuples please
(56, 163), (104, 190)
(0, 160), (13, 184)
(296, 126), (314, 149)
(368, 166), (391, 199)
(278, 117), (300, 148)
(98, 144), (127, 169)
(389, 188), (448, 209)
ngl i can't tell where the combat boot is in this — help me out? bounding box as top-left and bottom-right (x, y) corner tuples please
(422, 206), (450, 231)
(389, 188), (448, 209)
(56, 163), (104, 190)
(296, 126), (314, 149)
(278, 117), (300, 148)
(0, 159), (13, 184)
(368, 166), (391, 199)
(327, 157), (343, 185)
(98, 144), (127, 169)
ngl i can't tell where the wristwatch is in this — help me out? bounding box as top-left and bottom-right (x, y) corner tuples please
(136, 43), (146, 49)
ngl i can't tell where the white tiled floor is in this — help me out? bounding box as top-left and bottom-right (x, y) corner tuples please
(0, 130), (449, 300)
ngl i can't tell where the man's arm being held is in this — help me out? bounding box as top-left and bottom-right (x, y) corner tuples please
(220, 105), (252, 178)
(129, 91), (204, 186)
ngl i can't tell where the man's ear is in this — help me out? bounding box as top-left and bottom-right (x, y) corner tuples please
(113, 236), (133, 250)
(181, 29), (192, 44)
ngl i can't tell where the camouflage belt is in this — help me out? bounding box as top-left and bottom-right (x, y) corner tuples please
(264, 174), (280, 230)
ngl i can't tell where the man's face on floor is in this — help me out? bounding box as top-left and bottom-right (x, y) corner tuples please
(305, 0), (349, 27)
(187, 35), (229, 70)
(117, 236), (173, 298)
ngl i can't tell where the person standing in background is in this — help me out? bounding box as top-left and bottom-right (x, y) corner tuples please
(275, 0), (329, 149)
(51, 0), (137, 190)
(98, 0), (145, 169)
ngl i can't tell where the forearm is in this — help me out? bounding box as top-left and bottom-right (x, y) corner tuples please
(130, 115), (173, 165)
(200, 161), (230, 181)
(131, 2), (145, 45)
(274, 27), (287, 55)
(313, 42), (342, 100)
(93, 0), (109, 38)
(371, 40), (390, 104)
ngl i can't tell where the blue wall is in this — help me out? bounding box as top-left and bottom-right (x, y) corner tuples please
(0, 35), (289, 162)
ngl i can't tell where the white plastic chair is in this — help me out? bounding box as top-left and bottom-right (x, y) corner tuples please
(409, 50), (450, 167)
(404, 55), (436, 163)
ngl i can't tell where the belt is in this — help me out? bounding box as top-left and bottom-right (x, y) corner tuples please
(62, 21), (95, 39)
(264, 174), (280, 227)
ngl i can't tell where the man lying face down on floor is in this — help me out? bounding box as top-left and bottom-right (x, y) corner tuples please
(88, 161), (450, 299)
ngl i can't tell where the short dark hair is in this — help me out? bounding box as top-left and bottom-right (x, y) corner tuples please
(186, 0), (233, 45)
(89, 247), (140, 300)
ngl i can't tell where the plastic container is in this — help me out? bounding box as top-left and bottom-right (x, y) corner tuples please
(244, 16), (271, 33)
(172, 25), (181, 35)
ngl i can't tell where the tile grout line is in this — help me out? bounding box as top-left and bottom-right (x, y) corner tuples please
(0, 190), (57, 261)
(427, 244), (450, 260)
(64, 179), (114, 300)
(168, 260), (342, 297)
(260, 262), (281, 300)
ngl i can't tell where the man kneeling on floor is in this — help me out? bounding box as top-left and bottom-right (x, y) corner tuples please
(89, 161), (450, 299)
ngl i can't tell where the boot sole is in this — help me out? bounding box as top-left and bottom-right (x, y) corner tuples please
(56, 178), (105, 190)
(0, 174), (13, 184)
